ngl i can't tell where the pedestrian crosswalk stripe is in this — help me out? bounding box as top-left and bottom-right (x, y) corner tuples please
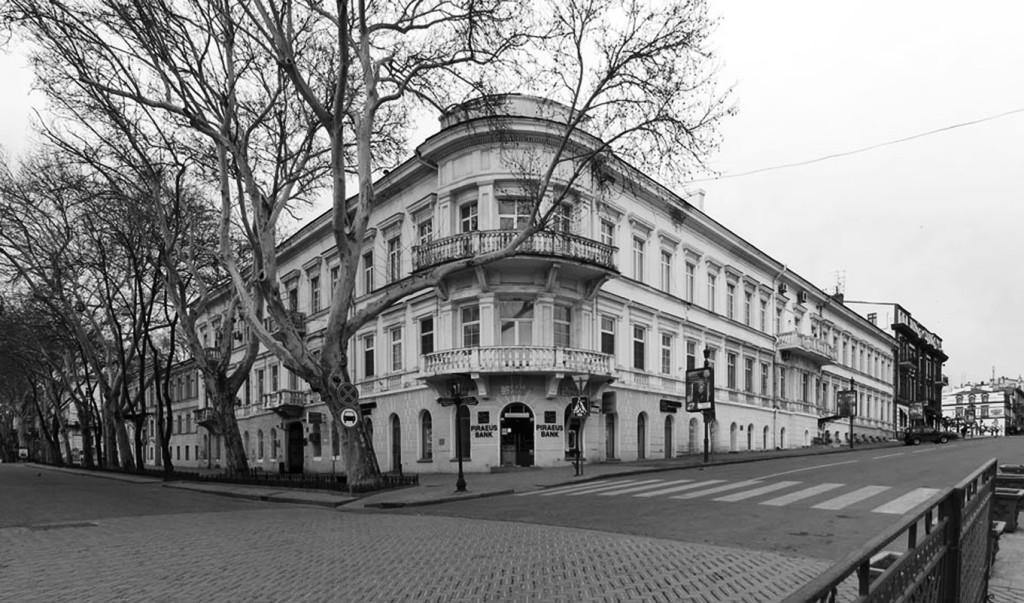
(565, 479), (664, 496)
(671, 480), (764, 500)
(760, 483), (844, 507)
(812, 485), (891, 510)
(538, 479), (643, 497)
(713, 481), (802, 502)
(871, 488), (941, 514)
(517, 479), (618, 496)
(633, 480), (724, 498)
(597, 479), (692, 496)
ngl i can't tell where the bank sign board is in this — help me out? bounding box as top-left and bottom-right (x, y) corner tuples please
(685, 367), (714, 412)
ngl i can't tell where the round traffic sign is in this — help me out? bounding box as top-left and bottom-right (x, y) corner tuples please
(340, 407), (359, 428)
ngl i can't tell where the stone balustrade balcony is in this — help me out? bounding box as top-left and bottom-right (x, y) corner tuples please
(423, 346), (614, 377)
(262, 389), (310, 419)
(412, 230), (617, 273)
(777, 331), (836, 366)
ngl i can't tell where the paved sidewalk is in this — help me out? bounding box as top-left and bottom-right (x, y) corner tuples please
(989, 528), (1024, 601)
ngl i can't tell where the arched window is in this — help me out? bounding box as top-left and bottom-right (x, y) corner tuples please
(176, 415), (182, 434)
(779, 427), (787, 449)
(804, 429), (810, 447)
(185, 413), (191, 433)
(762, 426), (769, 449)
(270, 428), (278, 459)
(420, 411), (433, 461)
(257, 429), (264, 459)
(747, 423), (754, 450)
(729, 422), (738, 452)
(636, 413), (647, 460)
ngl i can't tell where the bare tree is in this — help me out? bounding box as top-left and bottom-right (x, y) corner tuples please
(5, 0), (731, 487)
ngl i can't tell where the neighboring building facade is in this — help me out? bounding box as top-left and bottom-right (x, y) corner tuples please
(846, 302), (948, 434)
(169, 95), (899, 474)
(941, 377), (1024, 436)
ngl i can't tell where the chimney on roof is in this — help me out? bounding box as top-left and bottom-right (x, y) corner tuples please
(831, 292), (844, 304)
(686, 189), (705, 212)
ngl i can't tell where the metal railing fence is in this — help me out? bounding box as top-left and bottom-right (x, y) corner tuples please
(783, 458), (996, 603)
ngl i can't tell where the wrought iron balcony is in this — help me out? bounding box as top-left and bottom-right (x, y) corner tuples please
(204, 347), (223, 364)
(262, 389), (309, 419)
(412, 230), (617, 272)
(777, 332), (836, 366)
(423, 346), (614, 376)
(194, 407), (221, 433)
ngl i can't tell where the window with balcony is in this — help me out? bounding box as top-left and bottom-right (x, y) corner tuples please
(499, 198), (532, 230)
(686, 340), (696, 370)
(500, 300), (534, 345)
(363, 335), (376, 377)
(744, 357), (754, 392)
(660, 333), (672, 374)
(362, 251), (374, 294)
(460, 202), (478, 232)
(310, 275), (321, 313)
(287, 286), (298, 310)
(461, 305), (481, 347)
(270, 364), (279, 392)
(552, 202), (574, 233)
(726, 283), (735, 319)
(632, 325), (646, 371)
(727, 353), (737, 388)
(387, 233), (402, 283)
(416, 213), (433, 245)
(600, 219), (615, 247)
(660, 251), (672, 294)
(419, 316), (434, 355)
(632, 237), (646, 282)
(554, 305), (571, 348)
(707, 274), (717, 313)
(390, 326), (403, 372)
(600, 316), (616, 355)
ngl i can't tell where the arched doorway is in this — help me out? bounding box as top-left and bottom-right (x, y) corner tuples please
(729, 422), (738, 452)
(689, 418), (699, 454)
(286, 422), (304, 473)
(637, 412), (647, 460)
(390, 414), (402, 473)
(500, 403), (534, 467)
(779, 427), (787, 449)
(664, 415), (674, 459)
(605, 413), (617, 459)
(762, 426), (769, 449)
(747, 423), (754, 450)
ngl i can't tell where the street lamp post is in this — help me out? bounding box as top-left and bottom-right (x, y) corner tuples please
(437, 380), (478, 493)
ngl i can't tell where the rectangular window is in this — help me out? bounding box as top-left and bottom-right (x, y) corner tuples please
(727, 353), (737, 388)
(362, 251), (374, 294)
(707, 274), (717, 313)
(776, 307), (783, 334)
(660, 251), (672, 294)
(257, 369), (265, 399)
(600, 316), (616, 355)
(759, 300), (767, 332)
(287, 287), (298, 310)
(310, 276), (321, 313)
(460, 202), (478, 232)
(744, 292), (752, 326)
(686, 341), (696, 371)
(554, 306), (571, 348)
(660, 334), (672, 374)
(461, 306), (480, 348)
(600, 219), (615, 247)
(499, 198), (532, 230)
(744, 357), (754, 392)
(499, 300), (534, 346)
(801, 372), (810, 402)
(419, 317), (434, 355)
(632, 326), (646, 371)
(390, 327), (403, 372)
(632, 237), (645, 282)
(685, 263), (696, 303)
(363, 335), (375, 378)
(552, 202), (573, 233)
(779, 367), (787, 399)
(387, 234), (402, 283)
(270, 365), (279, 392)
(726, 283), (735, 319)
(760, 362), (769, 395)
(288, 368), (298, 390)
(330, 266), (339, 300)
(417, 216), (433, 245)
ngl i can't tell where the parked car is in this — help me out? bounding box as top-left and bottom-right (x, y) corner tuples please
(903, 426), (958, 445)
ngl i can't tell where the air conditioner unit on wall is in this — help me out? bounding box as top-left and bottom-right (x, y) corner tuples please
(798, 291), (808, 303)
(778, 283), (788, 294)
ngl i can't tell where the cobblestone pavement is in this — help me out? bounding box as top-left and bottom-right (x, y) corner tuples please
(0, 507), (831, 602)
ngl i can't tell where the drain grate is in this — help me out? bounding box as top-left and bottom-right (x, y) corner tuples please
(28, 521), (99, 531)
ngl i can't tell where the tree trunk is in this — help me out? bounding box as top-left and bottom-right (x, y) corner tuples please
(103, 400), (118, 468)
(321, 382), (382, 489)
(115, 420), (135, 471)
(212, 391), (249, 475)
(77, 401), (96, 469)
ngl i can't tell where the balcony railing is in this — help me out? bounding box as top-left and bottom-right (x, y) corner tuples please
(777, 332), (836, 366)
(618, 369), (686, 394)
(423, 346), (614, 376)
(262, 390), (309, 410)
(194, 407), (222, 432)
(412, 230), (617, 272)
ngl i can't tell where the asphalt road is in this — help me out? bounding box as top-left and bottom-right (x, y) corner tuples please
(399, 436), (1020, 561)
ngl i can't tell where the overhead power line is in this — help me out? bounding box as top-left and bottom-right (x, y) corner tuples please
(689, 107), (1024, 183)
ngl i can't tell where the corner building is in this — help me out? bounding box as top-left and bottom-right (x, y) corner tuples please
(198, 95), (897, 474)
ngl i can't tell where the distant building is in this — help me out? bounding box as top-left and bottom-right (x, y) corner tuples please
(941, 377), (1024, 436)
(846, 302), (947, 433)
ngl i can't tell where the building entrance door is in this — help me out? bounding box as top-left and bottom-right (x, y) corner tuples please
(500, 403), (534, 467)
(286, 422), (304, 474)
(390, 414), (402, 473)
(605, 413), (617, 459)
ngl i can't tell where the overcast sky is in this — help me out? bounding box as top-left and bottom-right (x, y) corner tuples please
(2, 1), (1021, 385)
